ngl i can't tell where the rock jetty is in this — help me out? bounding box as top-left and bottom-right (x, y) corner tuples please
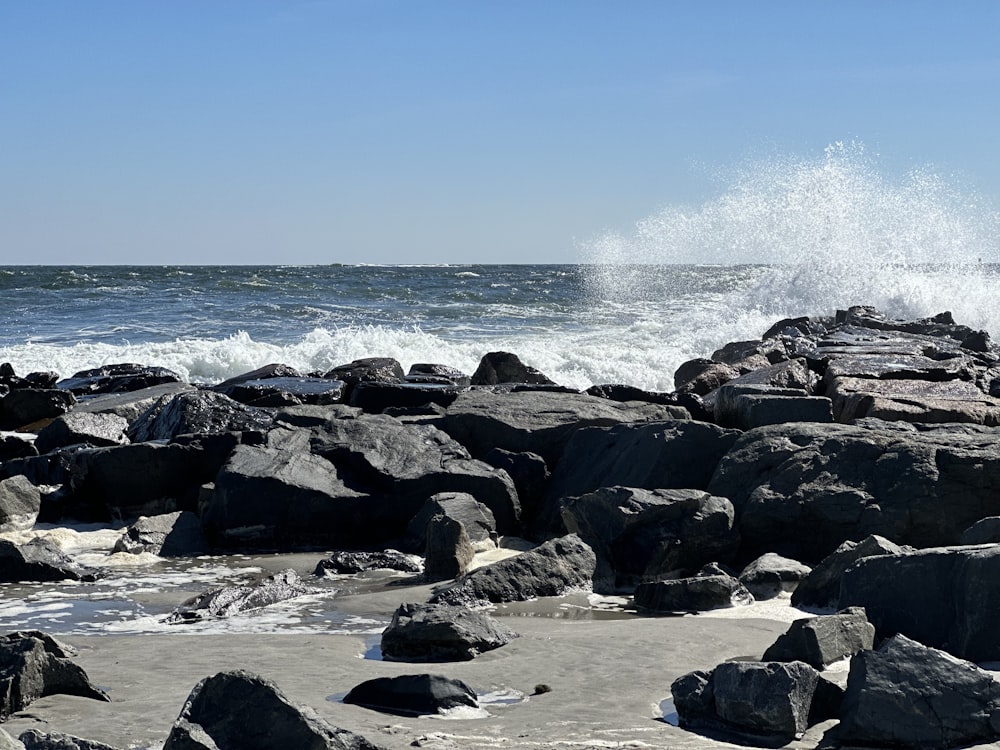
(1, 305), (1000, 748)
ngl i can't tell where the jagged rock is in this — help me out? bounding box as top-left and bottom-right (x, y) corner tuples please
(470, 352), (554, 386)
(18, 730), (120, 750)
(671, 660), (821, 742)
(113, 511), (209, 557)
(343, 674), (477, 716)
(165, 570), (311, 624)
(791, 534), (908, 609)
(762, 608), (874, 668)
(163, 670), (384, 750)
(633, 569), (752, 614)
(738, 553), (811, 600)
(560, 486), (739, 593)
(837, 634), (1000, 749)
(70, 382), (196, 426)
(380, 602), (518, 662)
(34, 412), (129, 454)
(0, 538), (96, 583)
(0, 476), (41, 532)
(423, 515), (474, 581)
(57, 364), (182, 396)
(714, 383), (833, 430)
(960, 516), (1000, 545)
(213, 364), (304, 390)
(406, 363), (471, 386)
(546, 422), (740, 527)
(314, 550), (421, 576)
(0, 389), (76, 431)
(673, 358), (738, 395)
(440, 389), (685, 465)
(128, 390), (273, 442)
(0, 632), (109, 720)
(707, 421), (1000, 561)
(405, 492), (497, 553)
(431, 534), (595, 606)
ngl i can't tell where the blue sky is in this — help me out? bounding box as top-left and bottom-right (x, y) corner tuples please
(2, 1), (999, 264)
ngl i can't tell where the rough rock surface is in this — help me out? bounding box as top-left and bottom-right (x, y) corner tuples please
(633, 571), (753, 615)
(380, 602), (518, 662)
(404, 492), (497, 553)
(0, 538), (96, 583)
(469, 351), (554, 386)
(790, 534), (909, 609)
(56, 364), (182, 396)
(128, 390), (274, 442)
(113, 511), (210, 557)
(762, 607), (874, 668)
(165, 570), (312, 624)
(0, 475), (41, 532)
(163, 670), (384, 750)
(18, 730), (120, 750)
(737, 553), (811, 600)
(314, 550), (421, 576)
(34, 412), (129, 454)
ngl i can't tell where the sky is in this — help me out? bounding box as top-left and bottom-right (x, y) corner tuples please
(2, 1), (999, 265)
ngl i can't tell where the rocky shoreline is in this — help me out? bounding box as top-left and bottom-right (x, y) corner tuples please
(1, 304), (1000, 748)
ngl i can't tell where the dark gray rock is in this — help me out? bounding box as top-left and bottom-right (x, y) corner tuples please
(163, 670), (384, 750)
(348, 382), (464, 413)
(838, 634), (1000, 749)
(70, 382), (196, 426)
(0, 434), (37, 462)
(674, 358), (738, 395)
(56, 363), (182, 396)
(738, 553), (811, 601)
(0, 538), (96, 583)
(480, 448), (549, 533)
(165, 569), (312, 624)
(546, 422), (740, 525)
(762, 608), (874, 668)
(213, 364), (304, 390)
(791, 534), (908, 609)
(714, 384), (832, 430)
(405, 492), (497, 553)
(561, 486), (738, 593)
(960, 516), (1000, 545)
(440, 389), (685, 465)
(127, 390), (273, 443)
(343, 673), (477, 716)
(18, 730), (120, 750)
(323, 357), (404, 386)
(431, 534), (596, 606)
(34, 412), (129, 454)
(633, 571), (752, 614)
(406, 363), (471, 386)
(0, 389), (76, 431)
(113, 511), (209, 557)
(470, 352), (554, 386)
(0, 632), (109, 720)
(0, 475), (41, 532)
(221, 377), (344, 407)
(707, 421), (1000, 561)
(423, 514), (474, 581)
(314, 550), (421, 576)
(380, 602), (518, 662)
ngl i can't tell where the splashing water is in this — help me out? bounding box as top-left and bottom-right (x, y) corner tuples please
(585, 142), (1000, 334)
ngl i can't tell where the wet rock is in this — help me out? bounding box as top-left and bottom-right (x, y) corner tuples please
(633, 569), (752, 614)
(213, 363), (304, 390)
(440, 389), (684, 465)
(127, 390), (274, 442)
(0, 632), (109, 720)
(470, 351), (554, 386)
(791, 534), (908, 609)
(164, 670), (384, 750)
(560, 486), (739, 593)
(34, 412), (129, 454)
(707, 421), (1000, 561)
(0, 538), (96, 583)
(762, 608), (874, 668)
(349, 382), (464, 413)
(406, 363), (471, 386)
(585, 383), (681, 406)
(673, 358), (738, 395)
(314, 550), (421, 576)
(18, 730), (120, 750)
(431, 534), (596, 606)
(113, 511), (209, 557)
(737, 553), (811, 601)
(220, 377), (345, 408)
(0, 475), (41, 532)
(343, 674), (478, 716)
(405, 492), (497, 553)
(70, 382), (196, 426)
(165, 569), (311, 624)
(56, 363), (182, 396)
(0, 389), (76, 431)
(423, 515), (474, 581)
(838, 634), (1000, 749)
(380, 602), (518, 662)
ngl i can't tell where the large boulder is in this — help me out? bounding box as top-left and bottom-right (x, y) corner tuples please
(113, 511), (210, 557)
(560, 486), (738, 592)
(431, 534), (596, 607)
(422, 514), (474, 582)
(163, 670), (383, 750)
(761, 608), (874, 668)
(737, 553), (811, 600)
(33, 412), (129, 454)
(314, 550), (420, 576)
(18, 730), (119, 750)
(439, 390), (686, 465)
(165, 570), (312, 624)
(70, 382), (195, 426)
(0, 389), (76, 431)
(470, 352), (554, 386)
(0, 632), (109, 720)
(0, 538), (96, 583)
(837, 634), (1000, 749)
(403, 492), (498, 553)
(0, 476), (41, 532)
(790, 534), (908, 609)
(343, 674), (477, 716)
(56, 363), (182, 395)
(128, 390), (273, 442)
(707, 421), (1000, 561)
(220, 377), (345, 408)
(633, 569), (752, 615)
(380, 602), (518, 662)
